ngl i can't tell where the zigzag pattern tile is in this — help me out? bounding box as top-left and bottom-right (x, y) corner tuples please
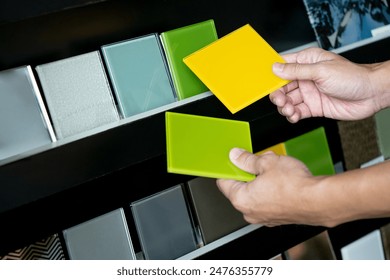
(0, 234), (65, 260)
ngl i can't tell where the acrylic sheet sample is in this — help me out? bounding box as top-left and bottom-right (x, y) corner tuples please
(166, 111), (255, 181)
(184, 24), (289, 114)
(187, 177), (247, 244)
(131, 185), (197, 260)
(0, 66), (54, 161)
(160, 19), (218, 100)
(284, 127), (335, 176)
(36, 51), (119, 139)
(63, 208), (136, 260)
(102, 34), (176, 118)
(303, 0), (390, 50)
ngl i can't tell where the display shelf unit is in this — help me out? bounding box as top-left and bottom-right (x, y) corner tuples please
(1, 0), (390, 258)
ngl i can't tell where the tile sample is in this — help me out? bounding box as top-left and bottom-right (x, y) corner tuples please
(36, 51), (119, 139)
(375, 107), (390, 159)
(187, 177), (247, 244)
(166, 112), (255, 181)
(102, 34), (176, 118)
(160, 19), (218, 100)
(341, 230), (385, 260)
(284, 231), (336, 260)
(0, 66), (54, 161)
(380, 222), (390, 259)
(0, 234), (65, 260)
(255, 142), (287, 156)
(131, 185), (197, 259)
(285, 127), (335, 176)
(63, 208), (136, 260)
(184, 24), (289, 113)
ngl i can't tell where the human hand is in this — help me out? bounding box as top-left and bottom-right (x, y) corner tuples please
(217, 148), (325, 227)
(270, 47), (383, 123)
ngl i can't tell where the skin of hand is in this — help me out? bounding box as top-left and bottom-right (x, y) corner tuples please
(270, 47), (390, 123)
(217, 47), (390, 228)
(217, 148), (390, 228)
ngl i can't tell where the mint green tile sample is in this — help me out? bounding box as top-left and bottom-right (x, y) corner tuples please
(166, 112), (255, 181)
(285, 127), (335, 176)
(375, 108), (390, 159)
(160, 19), (218, 100)
(102, 34), (176, 118)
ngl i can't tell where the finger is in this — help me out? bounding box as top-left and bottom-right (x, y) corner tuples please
(216, 178), (246, 201)
(229, 148), (264, 175)
(273, 62), (318, 81)
(269, 81), (299, 106)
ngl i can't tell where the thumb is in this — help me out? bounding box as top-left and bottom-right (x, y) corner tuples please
(273, 62), (317, 81)
(229, 148), (262, 175)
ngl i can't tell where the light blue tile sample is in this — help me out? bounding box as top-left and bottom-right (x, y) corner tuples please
(36, 51), (119, 140)
(0, 66), (55, 161)
(63, 208), (136, 260)
(131, 185), (197, 260)
(102, 34), (176, 118)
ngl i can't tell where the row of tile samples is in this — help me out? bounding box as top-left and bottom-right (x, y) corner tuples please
(0, 19), (218, 162)
(1, 126), (342, 260)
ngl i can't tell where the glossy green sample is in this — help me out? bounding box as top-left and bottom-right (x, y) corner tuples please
(160, 19), (218, 100)
(101, 34), (176, 118)
(285, 127), (335, 176)
(166, 112), (255, 181)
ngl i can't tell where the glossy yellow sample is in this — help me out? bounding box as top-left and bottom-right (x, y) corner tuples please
(184, 24), (289, 114)
(255, 143), (287, 156)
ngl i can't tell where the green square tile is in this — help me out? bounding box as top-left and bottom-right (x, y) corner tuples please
(160, 20), (218, 100)
(166, 112), (255, 181)
(285, 127), (335, 176)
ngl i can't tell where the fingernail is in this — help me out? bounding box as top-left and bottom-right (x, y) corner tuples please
(272, 62), (284, 73)
(230, 148), (245, 160)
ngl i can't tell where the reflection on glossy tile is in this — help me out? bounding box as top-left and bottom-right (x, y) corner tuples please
(160, 19), (218, 100)
(63, 208), (136, 260)
(284, 231), (336, 260)
(187, 177), (247, 244)
(101, 34), (176, 118)
(270, 254), (283, 260)
(131, 185), (197, 259)
(341, 230), (385, 260)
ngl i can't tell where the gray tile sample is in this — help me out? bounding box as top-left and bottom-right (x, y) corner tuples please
(36, 51), (119, 139)
(380, 223), (390, 259)
(131, 185), (197, 259)
(0, 66), (54, 161)
(341, 230), (385, 260)
(375, 108), (390, 159)
(187, 177), (247, 244)
(284, 231), (336, 260)
(63, 208), (136, 260)
(101, 34), (176, 118)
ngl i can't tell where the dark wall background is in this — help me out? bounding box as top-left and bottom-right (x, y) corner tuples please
(0, 0), (316, 71)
